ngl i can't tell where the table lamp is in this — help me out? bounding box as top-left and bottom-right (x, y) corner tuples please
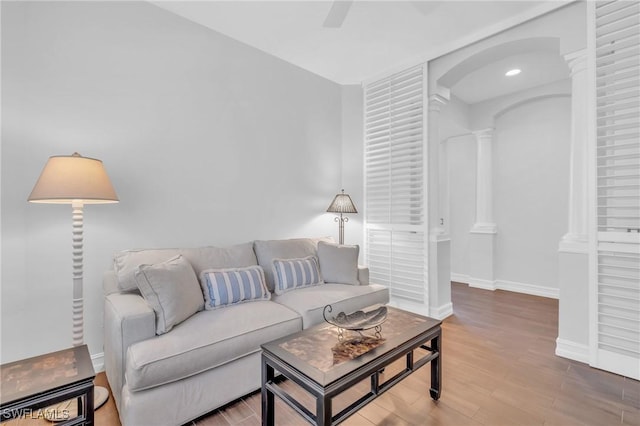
(29, 152), (119, 409)
(326, 189), (358, 244)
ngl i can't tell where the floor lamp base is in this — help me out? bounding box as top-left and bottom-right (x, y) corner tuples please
(94, 385), (109, 409)
(45, 385), (109, 422)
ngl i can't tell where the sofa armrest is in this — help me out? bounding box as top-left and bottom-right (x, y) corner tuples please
(104, 293), (155, 411)
(357, 265), (370, 286)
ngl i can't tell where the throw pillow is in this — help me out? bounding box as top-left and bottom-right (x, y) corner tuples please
(199, 265), (271, 310)
(272, 256), (323, 295)
(134, 255), (204, 335)
(317, 241), (360, 285)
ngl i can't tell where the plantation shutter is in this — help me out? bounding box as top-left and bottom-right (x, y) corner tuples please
(364, 65), (427, 305)
(593, 0), (640, 380)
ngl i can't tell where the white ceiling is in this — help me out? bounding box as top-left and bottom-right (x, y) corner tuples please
(152, 1), (570, 86)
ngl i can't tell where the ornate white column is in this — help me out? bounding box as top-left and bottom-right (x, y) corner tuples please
(468, 127), (497, 289)
(557, 48), (590, 364)
(560, 49), (589, 252)
(471, 128), (497, 233)
(427, 91), (452, 319)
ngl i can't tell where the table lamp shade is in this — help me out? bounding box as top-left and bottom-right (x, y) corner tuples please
(326, 190), (357, 214)
(28, 153), (119, 204)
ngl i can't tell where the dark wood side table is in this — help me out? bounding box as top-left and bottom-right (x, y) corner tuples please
(0, 345), (95, 425)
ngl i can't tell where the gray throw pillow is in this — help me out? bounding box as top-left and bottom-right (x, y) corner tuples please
(317, 241), (360, 285)
(135, 255), (204, 335)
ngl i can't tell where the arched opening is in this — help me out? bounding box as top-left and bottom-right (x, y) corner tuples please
(430, 35), (572, 305)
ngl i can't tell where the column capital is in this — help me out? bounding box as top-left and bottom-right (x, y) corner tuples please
(472, 128), (494, 140)
(430, 227), (450, 242)
(428, 94), (449, 112)
(558, 234), (589, 254)
(564, 48), (587, 77)
(471, 222), (498, 234)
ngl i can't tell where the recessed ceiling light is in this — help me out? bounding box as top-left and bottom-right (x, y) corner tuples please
(505, 69), (521, 77)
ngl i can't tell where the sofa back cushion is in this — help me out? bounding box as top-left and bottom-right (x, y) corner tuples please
(254, 237), (332, 292)
(200, 265), (270, 310)
(135, 255), (204, 335)
(272, 256), (323, 295)
(114, 242), (257, 292)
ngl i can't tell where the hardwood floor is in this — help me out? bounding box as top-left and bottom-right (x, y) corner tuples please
(8, 283), (638, 425)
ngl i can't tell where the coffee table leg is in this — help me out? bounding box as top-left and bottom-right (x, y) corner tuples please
(429, 330), (441, 400)
(316, 395), (331, 426)
(261, 356), (275, 426)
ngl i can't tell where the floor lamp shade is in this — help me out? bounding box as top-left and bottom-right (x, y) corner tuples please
(326, 189), (357, 245)
(28, 153), (119, 204)
(28, 152), (117, 410)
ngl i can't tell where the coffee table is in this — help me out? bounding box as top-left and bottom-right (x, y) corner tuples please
(261, 306), (441, 426)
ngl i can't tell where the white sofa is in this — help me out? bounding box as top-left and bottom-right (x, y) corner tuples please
(103, 237), (389, 426)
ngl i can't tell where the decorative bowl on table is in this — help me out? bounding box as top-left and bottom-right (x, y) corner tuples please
(323, 304), (387, 339)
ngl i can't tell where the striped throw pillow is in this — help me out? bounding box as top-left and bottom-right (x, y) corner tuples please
(199, 265), (270, 310)
(272, 256), (323, 295)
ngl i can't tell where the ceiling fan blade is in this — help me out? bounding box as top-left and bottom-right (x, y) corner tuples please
(323, 0), (354, 28)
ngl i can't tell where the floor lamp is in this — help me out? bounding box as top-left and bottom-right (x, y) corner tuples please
(326, 189), (358, 244)
(29, 152), (119, 410)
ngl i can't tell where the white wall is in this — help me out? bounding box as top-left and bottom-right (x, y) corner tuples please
(493, 96), (570, 290)
(1, 1), (345, 364)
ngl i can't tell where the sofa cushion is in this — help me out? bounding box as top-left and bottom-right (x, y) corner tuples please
(254, 237), (333, 292)
(273, 283), (390, 328)
(200, 265), (270, 310)
(135, 255), (204, 335)
(317, 242), (360, 285)
(125, 301), (301, 391)
(114, 242), (257, 292)
(273, 256), (323, 295)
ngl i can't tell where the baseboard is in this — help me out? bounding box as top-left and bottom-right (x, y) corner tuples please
(496, 279), (559, 299)
(431, 302), (453, 320)
(555, 338), (589, 364)
(451, 273), (559, 299)
(468, 277), (497, 291)
(450, 273), (470, 284)
(92, 352), (105, 373)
